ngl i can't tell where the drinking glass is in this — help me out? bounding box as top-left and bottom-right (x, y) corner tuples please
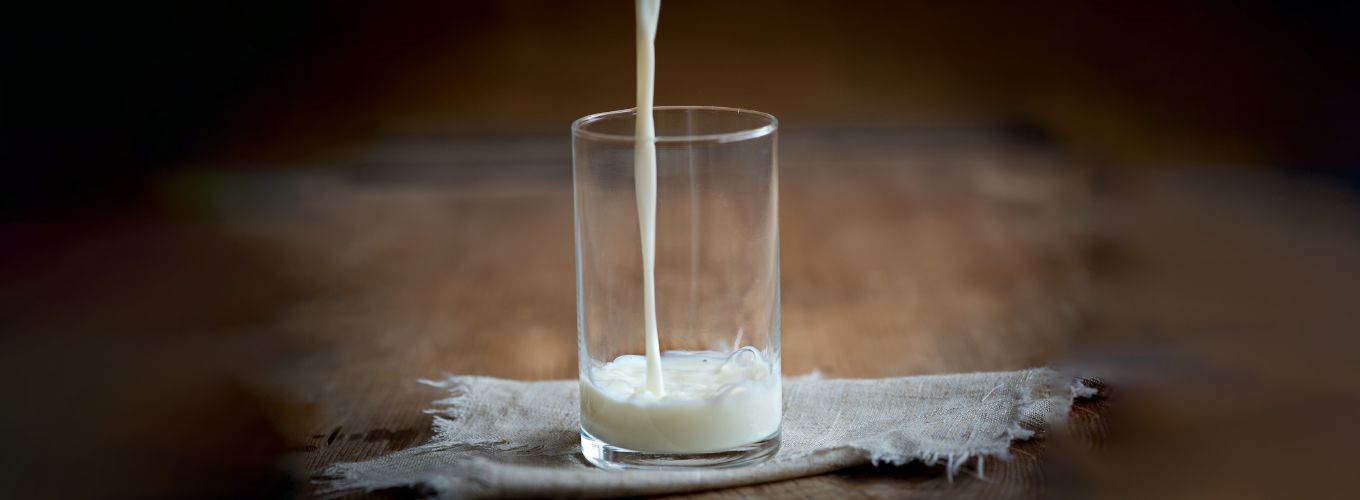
(573, 106), (781, 469)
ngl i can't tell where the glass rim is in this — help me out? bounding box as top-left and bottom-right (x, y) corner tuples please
(572, 105), (777, 144)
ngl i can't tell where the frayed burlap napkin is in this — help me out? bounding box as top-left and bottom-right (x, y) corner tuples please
(319, 368), (1094, 499)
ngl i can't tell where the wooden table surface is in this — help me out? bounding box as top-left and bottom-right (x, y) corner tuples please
(3, 125), (1355, 498)
(274, 127), (1095, 498)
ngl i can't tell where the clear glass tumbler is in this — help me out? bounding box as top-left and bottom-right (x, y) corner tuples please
(573, 106), (781, 469)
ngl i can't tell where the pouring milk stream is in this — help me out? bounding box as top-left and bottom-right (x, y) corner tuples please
(634, 0), (664, 397)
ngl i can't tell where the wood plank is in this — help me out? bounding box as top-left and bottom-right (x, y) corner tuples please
(0, 127), (1108, 498)
(228, 128), (1093, 497)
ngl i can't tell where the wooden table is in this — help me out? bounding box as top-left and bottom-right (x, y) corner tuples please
(5, 125), (1355, 498)
(270, 127), (1097, 498)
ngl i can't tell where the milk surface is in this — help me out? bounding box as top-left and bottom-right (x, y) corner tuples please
(581, 348), (782, 453)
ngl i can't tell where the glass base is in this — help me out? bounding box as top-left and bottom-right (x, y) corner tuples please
(580, 428), (781, 470)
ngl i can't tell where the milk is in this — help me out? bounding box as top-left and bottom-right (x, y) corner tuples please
(581, 348), (782, 453)
(578, 0), (781, 455)
(634, 0), (664, 396)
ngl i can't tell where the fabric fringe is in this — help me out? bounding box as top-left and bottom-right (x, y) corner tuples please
(317, 369), (1098, 498)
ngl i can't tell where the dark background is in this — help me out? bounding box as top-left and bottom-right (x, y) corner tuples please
(4, 0), (1357, 214)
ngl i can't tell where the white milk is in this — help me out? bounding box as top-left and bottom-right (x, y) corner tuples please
(579, 0), (781, 455)
(634, 0), (664, 396)
(581, 348), (782, 453)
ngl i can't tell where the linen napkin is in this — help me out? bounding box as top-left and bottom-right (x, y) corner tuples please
(319, 368), (1095, 498)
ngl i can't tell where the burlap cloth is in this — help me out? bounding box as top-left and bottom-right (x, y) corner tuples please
(319, 368), (1094, 498)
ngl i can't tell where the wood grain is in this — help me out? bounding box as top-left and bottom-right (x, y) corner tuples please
(7, 125), (1358, 498)
(214, 127), (1097, 497)
(1, 126), (1112, 498)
